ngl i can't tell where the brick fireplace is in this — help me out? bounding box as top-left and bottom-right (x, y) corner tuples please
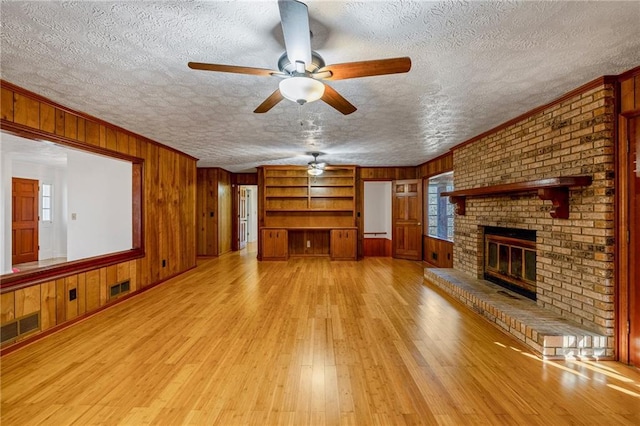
(425, 80), (617, 357)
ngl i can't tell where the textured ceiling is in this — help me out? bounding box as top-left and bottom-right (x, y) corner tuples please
(1, 1), (639, 172)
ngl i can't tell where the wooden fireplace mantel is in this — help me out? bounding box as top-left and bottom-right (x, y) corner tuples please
(441, 176), (593, 219)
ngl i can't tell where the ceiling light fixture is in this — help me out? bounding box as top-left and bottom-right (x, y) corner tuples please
(307, 167), (323, 176)
(279, 77), (325, 105)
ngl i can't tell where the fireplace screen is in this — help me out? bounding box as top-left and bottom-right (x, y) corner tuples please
(484, 229), (536, 300)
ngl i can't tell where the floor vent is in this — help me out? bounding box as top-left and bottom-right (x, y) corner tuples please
(109, 280), (131, 299)
(1, 312), (40, 345)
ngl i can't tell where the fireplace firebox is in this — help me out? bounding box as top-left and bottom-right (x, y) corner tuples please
(484, 227), (536, 300)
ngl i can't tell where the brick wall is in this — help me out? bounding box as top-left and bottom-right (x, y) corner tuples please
(452, 83), (616, 338)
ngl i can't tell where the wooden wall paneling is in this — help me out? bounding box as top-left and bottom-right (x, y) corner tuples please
(77, 273), (86, 316)
(185, 159), (197, 264)
(39, 103), (55, 133)
(76, 117), (86, 142)
(105, 127), (118, 152)
(13, 93), (40, 128)
(0, 87), (14, 121)
(65, 275), (79, 321)
(85, 120), (101, 147)
(14, 285), (40, 317)
(64, 112), (77, 140)
(106, 265), (118, 290)
(146, 141), (161, 283)
(196, 168), (217, 256)
(218, 169), (232, 255)
(128, 135), (138, 156)
(417, 153), (454, 179)
(85, 269), (101, 312)
(117, 130), (129, 154)
(99, 268), (108, 303)
(55, 278), (65, 325)
(55, 108), (65, 136)
(129, 260), (138, 292)
(117, 261), (129, 283)
(621, 78), (635, 113)
(40, 281), (56, 331)
(1, 292), (15, 323)
(234, 173), (258, 185)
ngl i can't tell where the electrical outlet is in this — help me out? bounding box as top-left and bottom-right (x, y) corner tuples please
(162, 259), (166, 267)
(307, 240), (311, 248)
(69, 288), (77, 301)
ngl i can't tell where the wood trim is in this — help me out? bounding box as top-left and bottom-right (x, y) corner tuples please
(0, 248), (144, 292)
(442, 176), (592, 219)
(1, 120), (142, 164)
(451, 76), (618, 152)
(617, 65), (640, 82)
(1, 80), (198, 161)
(0, 264), (195, 356)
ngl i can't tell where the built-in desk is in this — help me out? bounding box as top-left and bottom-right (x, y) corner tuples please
(260, 227), (357, 260)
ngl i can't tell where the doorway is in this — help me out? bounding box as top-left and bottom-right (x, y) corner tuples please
(239, 185), (258, 251)
(11, 177), (39, 265)
(363, 181), (392, 256)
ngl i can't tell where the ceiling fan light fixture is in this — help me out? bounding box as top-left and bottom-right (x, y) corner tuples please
(307, 167), (324, 176)
(279, 76), (325, 105)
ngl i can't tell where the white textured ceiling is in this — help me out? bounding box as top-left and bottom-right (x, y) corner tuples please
(1, 1), (639, 172)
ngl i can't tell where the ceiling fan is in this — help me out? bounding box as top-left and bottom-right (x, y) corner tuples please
(307, 152), (326, 175)
(188, 0), (411, 115)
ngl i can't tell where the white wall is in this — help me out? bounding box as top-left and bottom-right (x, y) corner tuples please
(11, 160), (67, 261)
(66, 151), (132, 261)
(363, 181), (392, 239)
(1, 151), (12, 274)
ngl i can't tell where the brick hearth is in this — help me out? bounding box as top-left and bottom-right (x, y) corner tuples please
(424, 268), (611, 359)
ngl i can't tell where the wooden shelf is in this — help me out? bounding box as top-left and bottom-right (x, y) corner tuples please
(441, 176), (592, 219)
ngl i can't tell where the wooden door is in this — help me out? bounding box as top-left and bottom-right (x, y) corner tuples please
(392, 179), (423, 260)
(239, 186), (248, 250)
(629, 116), (640, 366)
(12, 177), (39, 265)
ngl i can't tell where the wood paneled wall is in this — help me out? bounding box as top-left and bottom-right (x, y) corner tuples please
(417, 153), (454, 265)
(218, 169), (232, 255)
(196, 168), (219, 256)
(617, 66), (640, 363)
(1, 81), (196, 352)
(417, 153), (453, 179)
(196, 168), (232, 256)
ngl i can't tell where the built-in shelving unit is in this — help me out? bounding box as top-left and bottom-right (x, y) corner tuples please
(262, 166), (356, 228)
(259, 166), (357, 260)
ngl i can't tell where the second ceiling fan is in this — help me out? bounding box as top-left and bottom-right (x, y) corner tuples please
(188, 0), (411, 115)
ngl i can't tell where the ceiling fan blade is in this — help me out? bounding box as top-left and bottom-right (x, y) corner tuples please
(278, 0), (312, 66)
(254, 89), (284, 113)
(321, 85), (357, 115)
(188, 62), (283, 77)
(317, 57), (412, 81)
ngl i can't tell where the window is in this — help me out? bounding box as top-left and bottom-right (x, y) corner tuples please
(41, 183), (52, 222)
(427, 171), (454, 241)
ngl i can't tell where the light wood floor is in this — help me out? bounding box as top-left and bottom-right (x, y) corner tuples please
(2, 248), (640, 425)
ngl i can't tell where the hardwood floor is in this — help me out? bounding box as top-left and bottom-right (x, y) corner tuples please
(2, 248), (639, 425)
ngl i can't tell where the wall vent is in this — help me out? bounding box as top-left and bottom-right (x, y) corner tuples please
(109, 280), (131, 299)
(1, 312), (40, 345)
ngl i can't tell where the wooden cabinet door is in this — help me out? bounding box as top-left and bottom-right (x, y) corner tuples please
(392, 179), (423, 260)
(12, 177), (39, 265)
(331, 229), (356, 260)
(262, 229), (288, 260)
